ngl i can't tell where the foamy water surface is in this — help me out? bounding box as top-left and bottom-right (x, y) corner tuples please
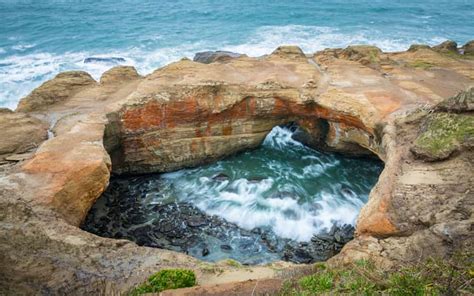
(1, 0), (473, 109)
(160, 126), (383, 242)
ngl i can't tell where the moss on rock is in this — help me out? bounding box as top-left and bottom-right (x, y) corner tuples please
(411, 112), (474, 161)
(130, 269), (196, 295)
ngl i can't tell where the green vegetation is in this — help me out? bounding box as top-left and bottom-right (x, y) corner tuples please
(409, 60), (435, 70)
(130, 269), (196, 295)
(412, 113), (474, 160)
(278, 252), (473, 295)
(440, 51), (474, 61)
(224, 259), (242, 268)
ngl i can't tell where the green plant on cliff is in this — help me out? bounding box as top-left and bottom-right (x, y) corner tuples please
(129, 269), (196, 295)
(412, 112), (474, 160)
(278, 251), (474, 295)
(409, 60), (435, 70)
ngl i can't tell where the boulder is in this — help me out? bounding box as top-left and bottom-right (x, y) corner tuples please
(0, 110), (48, 159)
(338, 45), (382, 64)
(193, 51), (243, 64)
(432, 40), (458, 53)
(100, 66), (141, 85)
(16, 71), (97, 112)
(411, 110), (473, 161)
(271, 45), (306, 59)
(408, 44), (432, 52)
(462, 40), (474, 56)
(436, 87), (474, 112)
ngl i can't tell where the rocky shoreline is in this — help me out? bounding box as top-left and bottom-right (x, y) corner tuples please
(82, 174), (356, 265)
(0, 41), (473, 294)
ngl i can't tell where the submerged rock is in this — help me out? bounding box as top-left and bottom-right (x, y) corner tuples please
(82, 175), (357, 264)
(83, 57), (126, 64)
(212, 173), (230, 181)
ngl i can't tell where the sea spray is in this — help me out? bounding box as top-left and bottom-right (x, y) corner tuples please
(83, 125), (383, 263)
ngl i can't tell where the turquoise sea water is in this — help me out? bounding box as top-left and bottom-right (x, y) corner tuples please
(1, 0), (473, 108)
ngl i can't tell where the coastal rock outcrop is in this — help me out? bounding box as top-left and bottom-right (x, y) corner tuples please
(433, 40), (458, 53)
(16, 71), (97, 112)
(0, 109), (48, 161)
(0, 44), (473, 294)
(462, 40), (474, 56)
(100, 66), (141, 85)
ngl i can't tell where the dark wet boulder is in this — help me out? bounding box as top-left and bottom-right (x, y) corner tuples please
(269, 191), (298, 199)
(340, 187), (356, 198)
(212, 173), (230, 181)
(187, 216), (207, 227)
(193, 51), (244, 64)
(83, 57), (126, 64)
(220, 244), (233, 251)
(284, 224), (355, 264)
(247, 176), (266, 183)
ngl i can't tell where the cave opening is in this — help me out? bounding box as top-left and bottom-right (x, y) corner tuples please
(82, 122), (383, 265)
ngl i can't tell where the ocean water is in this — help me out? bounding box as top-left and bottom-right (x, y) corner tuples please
(160, 126), (383, 241)
(1, 0), (473, 109)
(83, 126), (383, 262)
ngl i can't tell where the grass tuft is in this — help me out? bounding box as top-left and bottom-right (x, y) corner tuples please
(129, 269), (196, 295)
(277, 250), (473, 296)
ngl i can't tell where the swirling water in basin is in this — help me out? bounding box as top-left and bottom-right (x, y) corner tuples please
(161, 126), (382, 242)
(83, 125), (383, 264)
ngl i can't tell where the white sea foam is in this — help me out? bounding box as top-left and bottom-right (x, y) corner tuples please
(11, 43), (36, 51)
(160, 126), (372, 242)
(0, 24), (446, 109)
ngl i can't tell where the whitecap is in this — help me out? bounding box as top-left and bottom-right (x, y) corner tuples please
(12, 43), (36, 51)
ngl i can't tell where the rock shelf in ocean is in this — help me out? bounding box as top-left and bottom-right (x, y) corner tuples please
(0, 42), (473, 294)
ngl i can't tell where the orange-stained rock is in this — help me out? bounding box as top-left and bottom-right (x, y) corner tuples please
(22, 119), (111, 226)
(0, 44), (473, 294)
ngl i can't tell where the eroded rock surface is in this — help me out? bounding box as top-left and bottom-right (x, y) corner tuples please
(16, 71), (97, 112)
(0, 109), (48, 161)
(1, 43), (473, 294)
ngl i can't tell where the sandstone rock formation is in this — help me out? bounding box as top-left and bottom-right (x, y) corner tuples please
(462, 40), (474, 56)
(0, 43), (473, 294)
(0, 108), (48, 161)
(16, 71), (97, 112)
(433, 40), (458, 53)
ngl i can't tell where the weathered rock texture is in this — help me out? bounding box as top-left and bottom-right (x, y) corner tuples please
(16, 71), (97, 112)
(0, 109), (48, 161)
(0, 41), (473, 294)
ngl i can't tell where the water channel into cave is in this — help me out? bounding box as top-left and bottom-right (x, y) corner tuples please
(82, 125), (383, 265)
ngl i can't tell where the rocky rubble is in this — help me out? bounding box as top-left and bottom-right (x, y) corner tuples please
(83, 175), (356, 265)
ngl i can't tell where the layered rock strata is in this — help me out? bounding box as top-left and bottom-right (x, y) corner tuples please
(0, 41), (473, 294)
